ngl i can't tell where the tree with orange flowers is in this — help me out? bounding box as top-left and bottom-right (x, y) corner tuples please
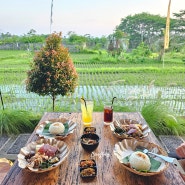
(26, 32), (78, 111)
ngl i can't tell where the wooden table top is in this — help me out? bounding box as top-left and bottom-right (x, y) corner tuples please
(2, 112), (184, 185)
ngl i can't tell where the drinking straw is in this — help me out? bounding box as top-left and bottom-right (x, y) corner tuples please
(111, 97), (117, 108)
(81, 97), (88, 111)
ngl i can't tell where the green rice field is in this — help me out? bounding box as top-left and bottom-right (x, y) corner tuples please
(0, 50), (185, 115)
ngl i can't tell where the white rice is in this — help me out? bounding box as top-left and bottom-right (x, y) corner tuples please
(49, 122), (65, 135)
(129, 151), (151, 171)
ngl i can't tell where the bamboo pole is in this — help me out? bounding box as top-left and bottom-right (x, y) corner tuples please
(163, 0), (171, 68)
(50, 0), (54, 34)
(164, 0), (171, 50)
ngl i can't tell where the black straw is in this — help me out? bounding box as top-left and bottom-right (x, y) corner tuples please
(81, 97), (87, 111)
(111, 97), (117, 108)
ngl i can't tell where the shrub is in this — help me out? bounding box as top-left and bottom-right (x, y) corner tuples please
(132, 42), (152, 57)
(141, 101), (185, 136)
(0, 109), (40, 135)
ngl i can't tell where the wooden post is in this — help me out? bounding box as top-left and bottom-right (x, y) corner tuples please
(0, 90), (4, 110)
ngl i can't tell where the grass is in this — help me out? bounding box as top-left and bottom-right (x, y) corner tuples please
(77, 72), (184, 86)
(0, 109), (41, 135)
(141, 101), (185, 136)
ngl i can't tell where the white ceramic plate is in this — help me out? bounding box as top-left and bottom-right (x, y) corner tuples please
(110, 119), (150, 139)
(114, 138), (169, 176)
(36, 118), (76, 139)
(18, 138), (69, 173)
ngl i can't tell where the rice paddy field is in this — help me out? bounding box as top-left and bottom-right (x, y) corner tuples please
(0, 50), (185, 115)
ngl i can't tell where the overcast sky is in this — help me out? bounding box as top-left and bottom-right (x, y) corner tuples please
(0, 0), (185, 37)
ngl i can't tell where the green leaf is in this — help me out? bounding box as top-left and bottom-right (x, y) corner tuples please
(42, 121), (69, 135)
(121, 153), (162, 173)
(63, 122), (69, 134)
(149, 157), (161, 171)
(42, 122), (52, 133)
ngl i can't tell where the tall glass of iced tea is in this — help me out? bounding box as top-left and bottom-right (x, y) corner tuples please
(104, 104), (113, 125)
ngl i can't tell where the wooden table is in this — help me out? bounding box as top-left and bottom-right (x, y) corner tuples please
(2, 112), (184, 185)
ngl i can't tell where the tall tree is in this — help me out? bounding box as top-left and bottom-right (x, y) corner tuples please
(108, 29), (128, 56)
(117, 12), (169, 49)
(113, 29), (125, 50)
(26, 32), (78, 111)
(170, 9), (185, 51)
(173, 10), (185, 34)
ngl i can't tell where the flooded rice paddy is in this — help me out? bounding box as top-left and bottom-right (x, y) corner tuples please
(1, 84), (184, 115)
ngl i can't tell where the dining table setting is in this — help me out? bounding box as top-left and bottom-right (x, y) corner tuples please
(1, 110), (185, 185)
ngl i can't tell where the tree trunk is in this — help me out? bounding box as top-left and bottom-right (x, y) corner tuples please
(52, 95), (55, 111)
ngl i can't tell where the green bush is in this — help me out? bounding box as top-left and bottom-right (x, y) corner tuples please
(80, 49), (100, 54)
(132, 42), (152, 57)
(141, 101), (185, 136)
(0, 109), (41, 135)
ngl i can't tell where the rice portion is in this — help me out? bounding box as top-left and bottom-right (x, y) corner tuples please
(129, 151), (151, 171)
(49, 122), (65, 135)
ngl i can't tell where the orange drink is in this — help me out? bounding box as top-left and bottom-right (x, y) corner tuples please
(81, 100), (93, 127)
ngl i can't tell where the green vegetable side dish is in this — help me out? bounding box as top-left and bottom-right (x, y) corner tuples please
(42, 121), (69, 135)
(39, 161), (52, 169)
(115, 127), (125, 134)
(39, 157), (60, 169)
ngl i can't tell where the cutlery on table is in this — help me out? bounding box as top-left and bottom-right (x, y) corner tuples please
(137, 146), (185, 175)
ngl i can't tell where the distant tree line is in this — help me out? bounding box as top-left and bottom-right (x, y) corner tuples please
(0, 11), (185, 53)
(0, 29), (48, 45)
(116, 11), (185, 52)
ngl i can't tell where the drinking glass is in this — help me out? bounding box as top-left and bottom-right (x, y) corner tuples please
(104, 104), (113, 125)
(81, 100), (94, 127)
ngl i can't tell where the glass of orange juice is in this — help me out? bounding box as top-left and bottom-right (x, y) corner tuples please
(81, 100), (93, 127)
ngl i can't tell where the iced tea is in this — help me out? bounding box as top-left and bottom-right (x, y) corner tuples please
(104, 105), (113, 125)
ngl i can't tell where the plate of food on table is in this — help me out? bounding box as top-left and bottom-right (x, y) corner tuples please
(18, 138), (69, 173)
(110, 119), (150, 139)
(36, 117), (77, 139)
(114, 138), (169, 176)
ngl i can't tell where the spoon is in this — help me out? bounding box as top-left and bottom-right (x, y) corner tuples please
(141, 147), (185, 175)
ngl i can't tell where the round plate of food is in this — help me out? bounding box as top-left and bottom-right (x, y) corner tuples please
(18, 138), (69, 173)
(110, 119), (150, 139)
(36, 118), (77, 139)
(114, 138), (169, 176)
